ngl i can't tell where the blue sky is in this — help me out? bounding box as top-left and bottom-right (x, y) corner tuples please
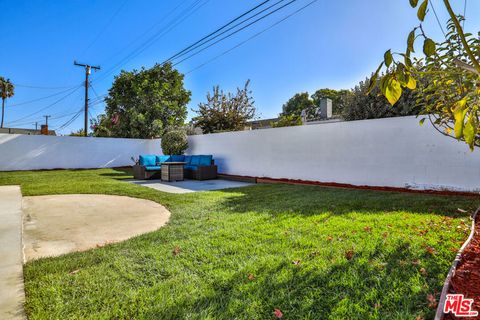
(1, 0), (478, 134)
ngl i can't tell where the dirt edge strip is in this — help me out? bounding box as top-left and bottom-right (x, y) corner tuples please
(435, 207), (480, 320)
(220, 174), (479, 197)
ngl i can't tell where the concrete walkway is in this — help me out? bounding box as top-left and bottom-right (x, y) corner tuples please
(0, 186), (25, 320)
(128, 179), (253, 194)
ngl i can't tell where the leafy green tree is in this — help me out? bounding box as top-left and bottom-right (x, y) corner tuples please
(69, 128), (87, 137)
(271, 114), (303, 128)
(192, 80), (255, 134)
(343, 74), (419, 121)
(281, 92), (316, 119)
(161, 129), (188, 155)
(311, 88), (351, 115)
(371, 0), (479, 149)
(0, 77), (15, 128)
(93, 63), (191, 139)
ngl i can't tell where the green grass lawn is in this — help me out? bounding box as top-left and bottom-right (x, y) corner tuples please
(0, 168), (478, 320)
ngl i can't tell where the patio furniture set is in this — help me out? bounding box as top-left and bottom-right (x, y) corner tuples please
(133, 154), (217, 181)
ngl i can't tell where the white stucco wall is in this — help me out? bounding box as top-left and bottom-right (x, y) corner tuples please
(0, 116), (479, 192)
(187, 116), (480, 192)
(0, 134), (161, 171)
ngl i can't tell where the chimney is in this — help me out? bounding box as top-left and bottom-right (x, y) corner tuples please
(40, 125), (49, 135)
(318, 98), (332, 119)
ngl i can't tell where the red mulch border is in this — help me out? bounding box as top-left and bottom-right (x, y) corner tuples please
(436, 208), (480, 320)
(226, 175), (479, 198)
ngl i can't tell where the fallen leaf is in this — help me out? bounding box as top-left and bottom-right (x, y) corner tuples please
(364, 226), (372, 233)
(416, 315), (425, 320)
(172, 246), (181, 256)
(292, 260), (301, 266)
(69, 269), (80, 275)
(427, 294), (437, 308)
(420, 268), (427, 276)
(412, 259), (420, 266)
(425, 246), (436, 255)
(345, 250), (355, 260)
(382, 232), (388, 239)
(248, 274), (255, 281)
(457, 208), (467, 213)
(326, 236), (333, 241)
(274, 308), (283, 318)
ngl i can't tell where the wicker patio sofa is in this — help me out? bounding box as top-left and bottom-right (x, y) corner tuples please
(133, 154), (217, 180)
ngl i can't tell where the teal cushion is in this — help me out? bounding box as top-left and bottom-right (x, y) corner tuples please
(190, 155), (201, 165)
(184, 155), (192, 164)
(139, 155), (156, 166)
(145, 166), (161, 171)
(198, 155), (212, 166)
(156, 155), (171, 164)
(185, 165), (198, 171)
(170, 155), (185, 162)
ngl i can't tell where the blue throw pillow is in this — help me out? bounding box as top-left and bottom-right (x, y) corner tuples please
(190, 155), (201, 165)
(139, 155), (156, 166)
(198, 155), (212, 166)
(145, 166), (161, 171)
(170, 155), (185, 162)
(156, 155), (171, 164)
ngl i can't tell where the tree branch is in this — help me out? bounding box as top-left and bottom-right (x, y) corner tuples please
(442, 0), (480, 73)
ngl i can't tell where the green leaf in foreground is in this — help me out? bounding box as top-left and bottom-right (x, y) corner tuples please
(417, 0), (428, 21)
(381, 75), (402, 105)
(423, 38), (436, 57)
(384, 50), (393, 67)
(452, 98), (468, 139)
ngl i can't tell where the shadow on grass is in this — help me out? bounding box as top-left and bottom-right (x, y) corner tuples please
(143, 242), (439, 319)
(99, 167), (133, 179)
(217, 183), (477, 218)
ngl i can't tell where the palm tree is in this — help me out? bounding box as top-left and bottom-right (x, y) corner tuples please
(0, 77), (15, 128)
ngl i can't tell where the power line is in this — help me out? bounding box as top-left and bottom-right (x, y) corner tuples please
(164, 0), (273, 62)
(93, 0), (208, 84)
(6, 85), (83, 125)
(98, 0), (186, 66)
(167, 0), (287, 64)
(172, 0), (299, 67)
(7, 84), (81, 107)
(12, 83), (76, 90)
(186, 0), (318, 74)
(54, 108), (84, 131)
(429, 1), (446, 37)
(80, 0), (129, 57)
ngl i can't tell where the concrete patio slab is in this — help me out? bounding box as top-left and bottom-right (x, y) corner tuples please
(0, 186), (25, 320)
(22, 194), (171, 261)
(128, 179), (253, 194)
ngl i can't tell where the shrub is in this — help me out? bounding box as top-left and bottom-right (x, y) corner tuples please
(161, 129), (188, 155)
(271, 114), (303, 128)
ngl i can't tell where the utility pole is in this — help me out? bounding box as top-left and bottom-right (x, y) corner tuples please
(43, 115), (51, 127)
(74, 61), (100, 137)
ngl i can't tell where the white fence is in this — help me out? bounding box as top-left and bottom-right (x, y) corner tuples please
(187, 116), (480, 192)
(0, 116), (479, 192)
(0, 134), (160, 171)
